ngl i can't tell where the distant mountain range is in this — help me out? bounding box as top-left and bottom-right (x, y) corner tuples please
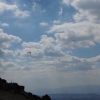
(30, 85), (100, 95)
(49, 93), (100, 100)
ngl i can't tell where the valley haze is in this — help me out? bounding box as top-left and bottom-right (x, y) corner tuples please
(29, 85), (100, 95)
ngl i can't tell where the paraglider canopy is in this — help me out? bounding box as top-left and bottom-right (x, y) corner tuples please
(27, 51), (31, 54)
(72, 39), (75, 42)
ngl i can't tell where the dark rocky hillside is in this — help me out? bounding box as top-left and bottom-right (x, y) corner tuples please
(0, 77), (51, 100)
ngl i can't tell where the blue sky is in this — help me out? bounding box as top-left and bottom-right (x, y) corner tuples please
(0, 0), (100, 94)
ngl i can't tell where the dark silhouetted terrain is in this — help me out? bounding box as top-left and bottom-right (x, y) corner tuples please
(0, 77), (51, 100)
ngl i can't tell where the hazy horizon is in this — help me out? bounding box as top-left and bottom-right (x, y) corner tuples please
(0, 0), (100, 93)
(26, 85), (100, 95)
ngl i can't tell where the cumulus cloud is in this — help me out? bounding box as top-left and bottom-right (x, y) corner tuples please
(1, 23), (9, 27)
(0, 28), (22, 60)
(40, 54), (100, 73)
(15, 33), (100, 73)
(48, 22), (100, 48)
(39, 22), (48, 26)
(0, 29), (22, 48)
(0, 1), (17, 13)
(0, 49), (14, 58)
(44, 47), (64, 57)
(53, 20), (60, 24)
(0, 1), (30, 18)
(20, 35), (64, 59)
(15, 48), (44, 59)
(0, 0), (100, 90)
(0, 58), (18, 70)
(63, 0), (100, 23)
(14, 10), (30, 18)
(26, 54), (100, 73)
(22, 35), (55, 48)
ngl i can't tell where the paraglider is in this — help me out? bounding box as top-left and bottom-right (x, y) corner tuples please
(27, 51), (31, 54)
(72, 39), (75, 42)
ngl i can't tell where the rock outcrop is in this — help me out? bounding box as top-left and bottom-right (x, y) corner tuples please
(0, 77), (51, 100)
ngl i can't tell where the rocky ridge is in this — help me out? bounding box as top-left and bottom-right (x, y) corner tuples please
(0, 77), (51, 100)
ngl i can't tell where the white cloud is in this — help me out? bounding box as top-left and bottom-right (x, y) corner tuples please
(16, 33), (100, 73)
(44, 47), (64, 57)
(14, 10), (30, 18)
(39, 22), (48, 26)
(14, 49), (100, 73)
(1, 23), (9, 27)
(0, 29), (22, 48)
(53, 20), (60, 24)
(18, 35), (65, 59)
(50, 55), (97, 72)
(48, 22), (100, 48)
(62, 0), (74, 6)
(0, 1), (30, 18)
(63, 0), (100, 23)
(58, 7), (63, 15)
(0, 28), (21, 60)
(0, 58), (18, 70)
(0, 1), (17, 13)
(22, 35), (55, 49)
(0, 49), (14, 58)
(1, 0), (100, 90)
(32, 2), (40, 11)
(32, 2), (45, 13)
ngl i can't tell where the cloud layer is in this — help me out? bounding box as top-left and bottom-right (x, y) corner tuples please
(0, 1), (30, 18)
(0, 0), (100, 90)
(63, 0), (100, 22)
(0, 29), (21, 48)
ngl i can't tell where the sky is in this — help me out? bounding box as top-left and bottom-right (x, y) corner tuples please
(0, 0), (100, 94)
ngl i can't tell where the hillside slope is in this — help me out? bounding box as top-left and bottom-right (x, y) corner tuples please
(0, 77), (51, 100)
